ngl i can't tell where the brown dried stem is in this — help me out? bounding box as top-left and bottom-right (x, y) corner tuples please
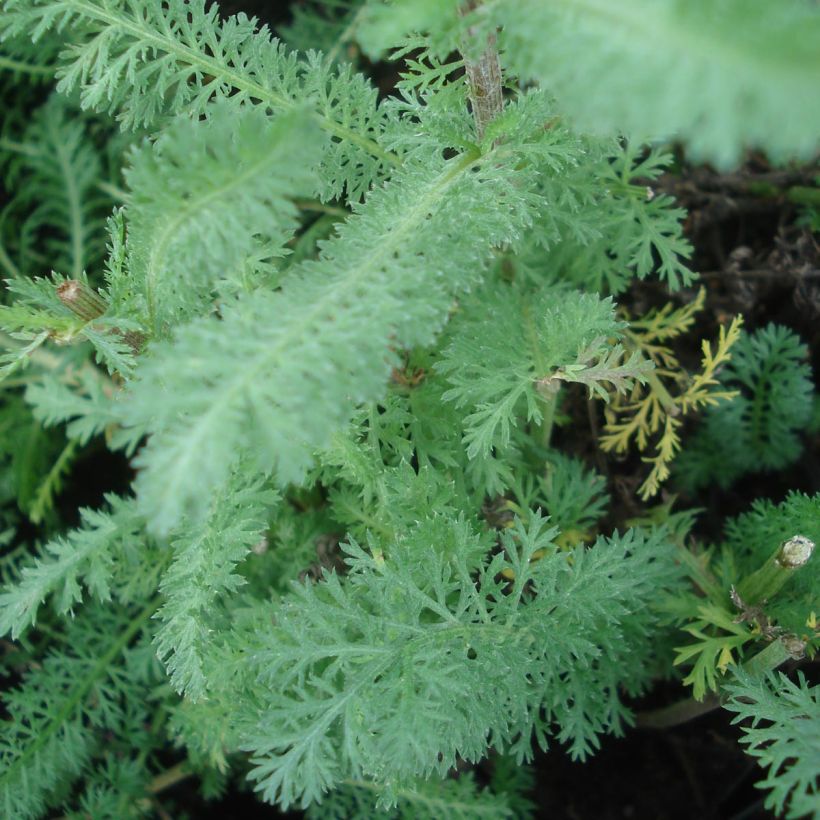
(459, 2), (503, 141)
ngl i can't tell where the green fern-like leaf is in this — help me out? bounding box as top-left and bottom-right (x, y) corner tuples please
(0, 494), (142, 639)
(0, 601), (157, 820)
(154, 473), (276, 701)
(2, 95), (106, 278)
(495, 0), (820, 165)
(359, 0), (820, 165)
(243, 514), (681, 808)
(0, 0), (398, 200)
(122, 103), (323, 335)
(119, 109), (550, 533)
(307, 771), (520, 820)
(675, 324), (814, 491)
(25, 358), (119, 444)
(437, 283), (648, 460)
(723, 670), (820, 819)
(279, 0), (367, 62)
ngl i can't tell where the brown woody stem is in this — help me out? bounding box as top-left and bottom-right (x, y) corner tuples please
(459, 2), (503, 141)
(55, 278), (145, 355)
(56, 279), (107, 322)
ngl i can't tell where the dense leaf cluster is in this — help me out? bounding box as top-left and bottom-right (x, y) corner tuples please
(0, 1), (816, 817)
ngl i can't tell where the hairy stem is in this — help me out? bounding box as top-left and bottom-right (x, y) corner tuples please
(459, 2), (503, 141)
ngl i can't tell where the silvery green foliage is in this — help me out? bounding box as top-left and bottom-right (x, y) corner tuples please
(358, 0), (820, 166)
(0, 0), (395, 200)
(531, 144), (694, 294)
(437, 282), (650, 464)
(0, 494), (142, 639)
(122, 103), (323, 335)
(154, 473), (276, 701)
(120, 92), (557, 534)
(245, 514), (681, 808)
(0, 0), (817, 817)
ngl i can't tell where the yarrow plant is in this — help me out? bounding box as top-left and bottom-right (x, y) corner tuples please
(0, 0), (817, 817)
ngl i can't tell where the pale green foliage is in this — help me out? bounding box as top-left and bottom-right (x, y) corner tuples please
(675, 325), (814, 492)
(120, 106), (550, 533)
(154, 473), (276, 701)
(358, 0), (461, 59)
(493, 0), (820, 165)
(359, 0), (820, 165)
(0, 0), (816, 816)
(0, 0), (395, 200)
(0, 494), (142, 639)
(25, 360), (119, 444)
(723, 670), (820, 819)
(244, 514), (681, 808)
(0, 272), (139, 378)
(437, 283), (649, 461)
(531, 144), (694, 293)
(122, 104), (323, 335)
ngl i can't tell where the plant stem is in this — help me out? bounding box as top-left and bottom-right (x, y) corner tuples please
(742, 636), (802, 677)
(643, 367), (679, 416)
(737, 534), (815, 604)
(459, 2), (503, 141)
(323, 3), (368, 66)
(522, 302), (557, 447)
(0, 55), (54, 76)
(96, 180), (129, 203)
(637, 635), (804, 729)
(148, 762), (193, 794)
(538, 386), (559, 447)
(636, 691), (722, 728)
(56, 279), (108, 321)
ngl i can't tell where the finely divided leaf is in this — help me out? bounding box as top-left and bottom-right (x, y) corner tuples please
(0, 495), (143, 639)
(492, 0), (820, 166)
(121, 132), (542, 533)
(243, 514), (681, 808)
(0, 0), (396, 199)
(123, 104), (323, 335)
(154, 474), (276, 701)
